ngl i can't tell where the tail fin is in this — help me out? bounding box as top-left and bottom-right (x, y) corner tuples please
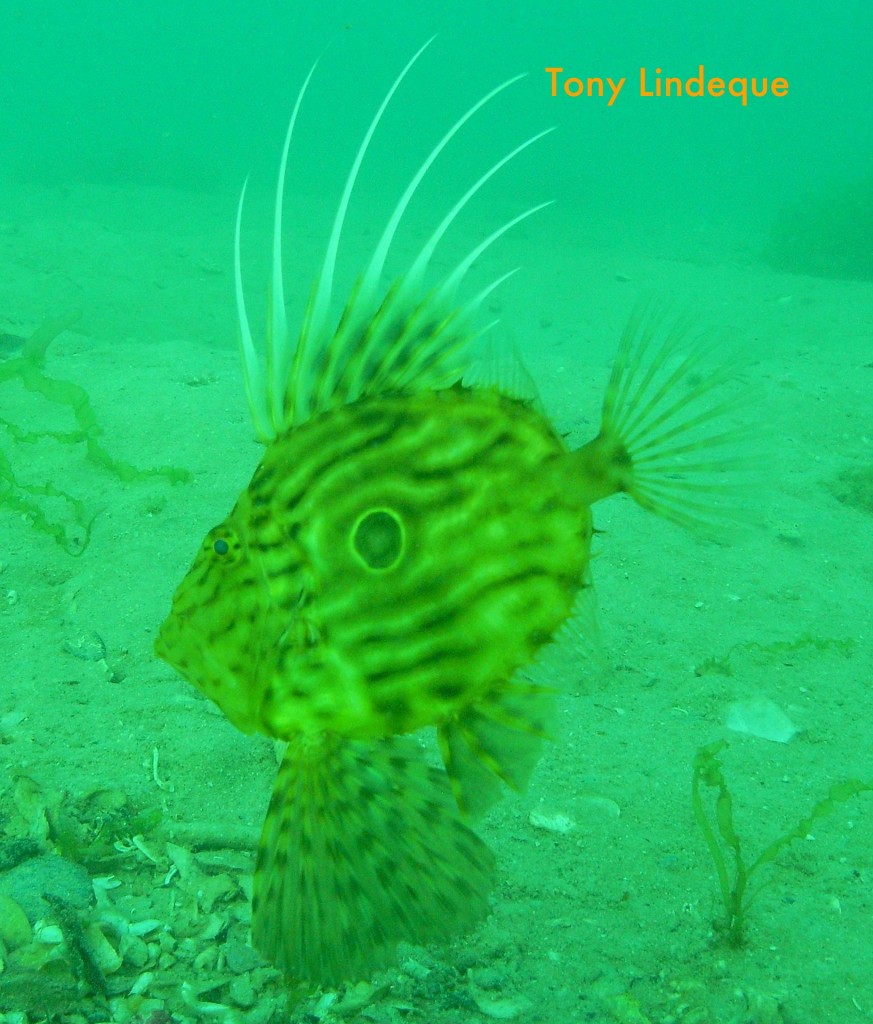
(252, 733), (495, 985)
(573, 302), (760, 536)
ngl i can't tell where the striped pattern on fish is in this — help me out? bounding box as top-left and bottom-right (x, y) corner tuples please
(155, 38), (755, 986)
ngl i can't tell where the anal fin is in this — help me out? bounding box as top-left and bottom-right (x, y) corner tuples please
(253, 733), (495, 986)
(438, 679), (557, 819)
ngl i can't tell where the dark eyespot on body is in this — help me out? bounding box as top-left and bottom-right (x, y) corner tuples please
(351, 507), (405, 571)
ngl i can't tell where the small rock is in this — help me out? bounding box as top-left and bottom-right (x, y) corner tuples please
(224, 927), (263, 974)
(196, 871), (236, 913)
(0, 710), (27, 733)
(471, 987), (531, 1020)
(84, 921), (123, 973)
(402, 957), (431, 980)
(0, 854), (93, 921)
(192, 945), (218, 972)
(119, 932), (151, 968)
(0, 893), (33, 949)
(165, 841), (197, 881)
(577, 794), (622, 820)
(82, 787), (128, 816)
(228, 975), (257, 1009)
(62, 630), (107, 661)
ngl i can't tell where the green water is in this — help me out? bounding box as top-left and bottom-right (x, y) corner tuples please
(0, 3), (870, 1021)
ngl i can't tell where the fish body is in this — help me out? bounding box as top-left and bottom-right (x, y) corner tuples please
(157, 385), (589, 741)
(156, 42), (750, 985)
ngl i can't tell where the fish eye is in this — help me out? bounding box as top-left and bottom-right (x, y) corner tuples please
(207, 527), (238, 561)
(351, 507), (405, 572)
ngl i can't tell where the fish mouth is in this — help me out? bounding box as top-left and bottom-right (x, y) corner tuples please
(154, 584), (289, 737)
(155, 614), (266, 734)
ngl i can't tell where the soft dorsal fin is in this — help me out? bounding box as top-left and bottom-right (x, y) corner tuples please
(463, 334), (546, 411)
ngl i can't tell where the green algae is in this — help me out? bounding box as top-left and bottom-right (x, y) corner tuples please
(692, 740), (871, 947)
(694, 632), (856, 677)
(0, 311), (190, 554)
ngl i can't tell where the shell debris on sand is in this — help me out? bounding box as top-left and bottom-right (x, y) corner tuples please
(726, 697), (797, 743)
(0, 775), (530, 1021)
(529, 793), (621, 836)
(529, 810), (577, 835)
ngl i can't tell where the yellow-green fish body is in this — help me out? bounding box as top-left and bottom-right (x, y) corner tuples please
(156, 42), (750, 986)
(158, 385), (590, 742)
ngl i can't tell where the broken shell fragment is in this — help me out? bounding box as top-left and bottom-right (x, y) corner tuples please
(84, 921), (123, 974)
(528, 810), (577, 834)
(62, 630), (107, 661)
(0, 894), (32, 950)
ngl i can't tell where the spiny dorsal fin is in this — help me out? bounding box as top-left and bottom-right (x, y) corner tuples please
(235, 43), (552, 440)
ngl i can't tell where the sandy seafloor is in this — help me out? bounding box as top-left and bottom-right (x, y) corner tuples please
(0, 172), (871, 1024)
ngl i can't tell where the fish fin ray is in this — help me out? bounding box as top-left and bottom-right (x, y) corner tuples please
(575, 299), (763, 538)
(463, 333), (545, 409)
(252, 734), (494, 985)
(237, 46), (550, 434)
(438, 680), (557, 819)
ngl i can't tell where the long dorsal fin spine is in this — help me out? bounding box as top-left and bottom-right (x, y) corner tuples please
(301, 38), (437, 385)
(234, 177), (272, 442)
(269, 61), (319, 432)
(436, 201), (553, 314)
(360, 73), (528, 300)
(329, 189), (551, 407)
(407, 128), (556, 288)
(236, 42), (553, 438)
